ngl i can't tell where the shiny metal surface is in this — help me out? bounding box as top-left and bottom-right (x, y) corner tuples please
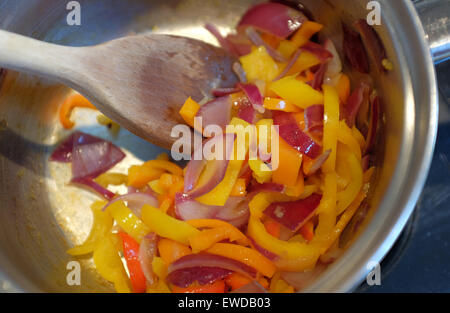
(0, 0), (442, 292)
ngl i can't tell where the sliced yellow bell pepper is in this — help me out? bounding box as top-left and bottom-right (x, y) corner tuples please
(284, 51), (321, 77)
(141, 204), (200, 245)
(277, 40), (297, 59)
(256, 119), (274, 158)
(189, 226), (249, 253)
(263, 97), (301, 112)
(239, 46), (280, 82)
(179, 97), (200, 127)
(322, 190), (367, 252)
(147, 279), (172, 293)
(336, 143), (363, 215)
(94, 173), (127, 188)
(107, 201), (151, 243)
(187, 219), (250, 253)
(247, 192), (321, 271)
(152, 256), (168, 280)
(248, 158), (272, 184)
(148, 179), (165, 195)
(337, 120), (362, 161)
(322, 84), (340, 173)
(311, 172), (337, 254)
(206, 243), (276, 278)
(93, 232), (131, 293)
(270, 76), (324, 109)
(291, 21), (324, 48)
(336, 73), (351, 104)
(67, 200), (113, 256)
(196, 118), (250, 206)
(284, 171), (305, 197)
(352, 126), (366, 151)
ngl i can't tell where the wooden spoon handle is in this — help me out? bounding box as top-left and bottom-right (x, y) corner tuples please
(0, 30), (83, 87)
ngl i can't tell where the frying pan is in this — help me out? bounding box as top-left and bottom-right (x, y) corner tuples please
(0, 0), (447, 292)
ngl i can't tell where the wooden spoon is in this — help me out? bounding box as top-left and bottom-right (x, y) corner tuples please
(0, 30), (238, 149)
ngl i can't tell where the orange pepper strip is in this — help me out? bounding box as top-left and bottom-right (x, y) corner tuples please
(272, 138), (303, 187)
(264, 220), (281, 238)
(299, 220), (315, 242)
(225, 272), (252, 291)
(230, 178), (247, 197)
(158, 238), (192, 266)
(363, 167), (375, 183)
(206, 243), (276, 278)
(127, 160), (183, 189)
(171, 280), (226, 293)
(284, 171), (305, 197)
(179, 97), (200, 128)
(291, 21), (324, 48)
(336, 74), (351, 104)
(261, 32), (282, 49)
(59, 94), (97, 129)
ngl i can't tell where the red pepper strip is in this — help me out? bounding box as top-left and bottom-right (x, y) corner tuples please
(118, 231), (147, 293)
(272, 111), (322, 159)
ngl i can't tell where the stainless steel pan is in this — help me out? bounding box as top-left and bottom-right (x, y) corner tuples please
(0, 0), (447, 292)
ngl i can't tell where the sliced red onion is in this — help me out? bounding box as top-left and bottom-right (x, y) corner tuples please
(310, 62), (327, 90)
(237, 100), (258, 124)
(272, 111), (322, 159)
(175, 194), (248, 227)
(238, 2), (307, 39)
(168, 253), (257, 283)
(205, 23), (239, 56)
(274, 48), (302, 81)
(49, 132), (77, 162)
(71, 177), (116, 200)
(345, 82), (370, 128)
(215, 199), (250, 229)
(226, 33), (252, 56)
(237, 82), (265, 114)
(343, 22), (369, 73)
(167, 266), (232, 288)
(324, 39), (342, 84)
(248, 182), (285, 194)
(233, 62), (247, 83)
(71, 132), (126, 180)
(301, 42), (333, 62)
(361, 155), (370, 172)
(245, 27), (286, 62)
(196, 96), (233, 131)
(364, 94), (381, 154)
(304, 150), (331, 176)
(175, 193), (218, 220)
(304, 104), (324, 132)
(139, 233), (157, 286)
(249, 237), (278, 261)
(102, 192), (158, 216)
(263, 193), (322, 232)
(211, 87), (240, 97)
(185, 134), (235, 198)
(353, 19), (388, 73)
